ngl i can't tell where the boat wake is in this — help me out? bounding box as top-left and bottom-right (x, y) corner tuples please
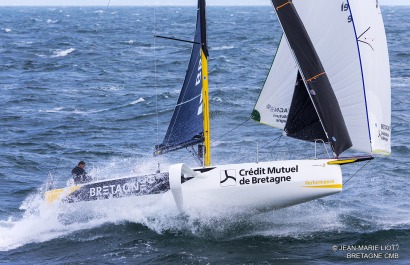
(1, 174), (407, 252)
(1, 156), (406, 252)
(0, 174), (346, 252)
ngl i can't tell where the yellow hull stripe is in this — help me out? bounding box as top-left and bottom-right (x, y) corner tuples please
(44, 186), (81, 203)
(303, 184), (343, 189)
(327, 159), (356, 165)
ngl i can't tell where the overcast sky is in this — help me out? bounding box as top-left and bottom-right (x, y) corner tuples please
(0, 0), (409, 6)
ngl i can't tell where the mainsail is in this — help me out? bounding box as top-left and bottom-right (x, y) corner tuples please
(155, 0), (211, 165)
(348, 0), (391, 155)
(253, 0), (391, 157)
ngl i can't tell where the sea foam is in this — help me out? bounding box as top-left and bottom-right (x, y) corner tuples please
(51, 48), (76, 58)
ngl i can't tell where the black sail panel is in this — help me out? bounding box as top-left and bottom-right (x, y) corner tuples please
(155, 0), (207, 155)
(285, 72), (327, 141)
(271, 0), (352, 157)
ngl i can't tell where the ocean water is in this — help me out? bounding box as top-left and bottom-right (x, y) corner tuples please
(0, 5), (409, 264)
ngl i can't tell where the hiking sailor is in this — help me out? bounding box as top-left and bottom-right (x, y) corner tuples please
(71, 161), (92, 184)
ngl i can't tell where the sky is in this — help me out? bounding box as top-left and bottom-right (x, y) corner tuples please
(0, 0), (409, 6)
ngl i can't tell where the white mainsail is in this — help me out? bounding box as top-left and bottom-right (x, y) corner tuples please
(253, 0), (391, 156)
(348, 0), (391, 155)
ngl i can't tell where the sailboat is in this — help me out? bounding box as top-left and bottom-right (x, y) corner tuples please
(45, 0), (391, 213)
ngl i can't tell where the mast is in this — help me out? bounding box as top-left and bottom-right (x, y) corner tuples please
(202, 51), (211, 166)
(200, 0), (211, 166)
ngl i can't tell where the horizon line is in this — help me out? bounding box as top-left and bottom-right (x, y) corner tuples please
(0, 4), (408, 6)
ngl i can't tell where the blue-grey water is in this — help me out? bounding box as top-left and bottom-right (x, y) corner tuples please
(0, 5), (409, 264)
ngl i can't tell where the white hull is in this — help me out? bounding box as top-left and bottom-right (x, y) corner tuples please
(45, 159), (343, 213)
(175, 159), (342, 212)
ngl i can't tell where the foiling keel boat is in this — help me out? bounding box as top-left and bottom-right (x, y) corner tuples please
(45, 0), (391, 213)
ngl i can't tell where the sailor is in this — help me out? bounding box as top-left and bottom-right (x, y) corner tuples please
(71, 161), (91, 184)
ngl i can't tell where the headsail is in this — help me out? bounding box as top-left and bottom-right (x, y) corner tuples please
(252, 0), (391, 156)
(263, 0), (352, 157)
(155, 0), (211, 165)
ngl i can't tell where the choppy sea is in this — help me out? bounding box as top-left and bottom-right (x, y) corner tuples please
(0, 5), (409, 264)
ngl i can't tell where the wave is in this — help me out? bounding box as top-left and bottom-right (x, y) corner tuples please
(3, 189), (404, 252)
(46, 19), (59, 24)
(51, 48), (76, 58)
(39, 107), (64, 113)
(38, 98), (146, 115)
(97, 84), (124, 91)
(211, 96), (223, 102)
(0, 156), (171, 251)
(130, 97), (145, 105)
(211, 45), (235, 51)
(38, 107), (99, 115)
(123, 40), (138, 45)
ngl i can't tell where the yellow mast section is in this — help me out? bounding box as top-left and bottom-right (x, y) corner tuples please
(201, 50), (211, 166)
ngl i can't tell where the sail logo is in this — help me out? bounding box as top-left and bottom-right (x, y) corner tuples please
(266, 104), (288, 124)
(266, 105), (288, 113)
(197, 51), (203, 115)
(378, 123), (390, 142)
(195, 56), (202, 86)
(220, 169), (236, 187)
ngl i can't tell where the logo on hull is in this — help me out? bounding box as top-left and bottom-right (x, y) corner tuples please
(220, 169), (236, 187)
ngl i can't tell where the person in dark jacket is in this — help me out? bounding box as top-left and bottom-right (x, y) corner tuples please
(71, 161), (91, 184)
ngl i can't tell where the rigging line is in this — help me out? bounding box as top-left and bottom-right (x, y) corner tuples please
(155, 35), (200, 45)
(187, 146), (202, 166)
(260, 135), (282, 161)
(50, 132), (69, 177)
(105, 0), (111, 13)
(258, 146), (327, 160)
(259, 148), (311, 154)
(211, 118), (250, 144)
(154, 3), (159, 145)
(265, 134), (283, 146)
(302, 151), (326, 160)
(343, 159), (371, 186)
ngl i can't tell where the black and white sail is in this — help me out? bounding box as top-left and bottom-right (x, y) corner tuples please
(252, 0), (391, 157)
